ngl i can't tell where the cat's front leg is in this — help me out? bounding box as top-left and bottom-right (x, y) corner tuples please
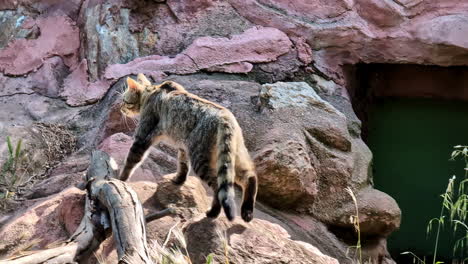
(119, 138), (153, 181)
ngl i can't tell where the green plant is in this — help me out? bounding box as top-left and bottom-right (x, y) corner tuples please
(0, 136), (24, 198)
(426, 175), (456, 264)
(447, 146), (468, 261)
(401, 145), (468, 264)
(346, 187), (362, 264)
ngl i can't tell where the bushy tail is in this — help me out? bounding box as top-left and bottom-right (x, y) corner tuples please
(216, 117), (237, 221)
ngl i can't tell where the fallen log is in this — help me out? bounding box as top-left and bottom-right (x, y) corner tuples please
(1, 150), (166, 264)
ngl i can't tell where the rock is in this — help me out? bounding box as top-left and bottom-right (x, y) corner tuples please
(146, 176), (338, 264)
(57, 189), (86, 235)
(0, 10), (38, 49)
(334, 188), (401, 237)
(258, 82), (342, 114)
(228, 0), (468, 85)
(255, 0), (351, 21)
(7, 0), (468, 262)
(0, 15), (79, 75)
(104, 26), (292, 79)
(166, 0), (216, 20)
(0, 124), (76, 189)
(255, 46), (304, 83)
(131, 0), (253, 56)
(183, 217), (339, 264)
(99, 102), (138, 140)
(292, 37), (313, 64)
(0, 93), (78, 127)
(0, 188), (85, 256)
(60, 60), (111, 106)
(25, 155), (89, 199)
(412, 14), (468, 50)
(255, 140), (318, 208)
(310, 74), (342, 96)
(206, 62), (253, 73)
(0, 56), (69, 98)
(355, 0), (406, 27)
(159, 77), (400, 252)
(26, 173), (83, 200)
(80, 2), (141, 81)
(98, 133), (177, 182)
(1, 0), (83, 19)
(134, 176), (339, 264)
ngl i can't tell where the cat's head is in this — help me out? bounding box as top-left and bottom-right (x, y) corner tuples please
(120, 74), (152, 117)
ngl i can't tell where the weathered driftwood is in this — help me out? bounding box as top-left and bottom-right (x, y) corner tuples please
(2, 151), (167, 264)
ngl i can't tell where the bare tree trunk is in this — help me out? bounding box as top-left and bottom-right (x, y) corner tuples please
(1, 151), (165, 264)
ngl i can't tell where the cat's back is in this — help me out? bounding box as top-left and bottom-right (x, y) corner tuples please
(165, 89), (229, 119)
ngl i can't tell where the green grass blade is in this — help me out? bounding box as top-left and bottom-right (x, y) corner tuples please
(15, 139), (22, 160)
(6, 136), (13, 156)
(205, 254), (214, 264)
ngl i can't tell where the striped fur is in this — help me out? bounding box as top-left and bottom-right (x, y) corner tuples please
(119, 74), (258, 222)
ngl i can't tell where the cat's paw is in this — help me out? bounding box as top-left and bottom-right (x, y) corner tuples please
(171, 175), (186, 185)
(206, 207), (221, 218)
(241, 209), (253, 222)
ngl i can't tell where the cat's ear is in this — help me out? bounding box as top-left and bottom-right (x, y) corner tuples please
(126, 77), (143, 91)
(137, 73), (151, 86)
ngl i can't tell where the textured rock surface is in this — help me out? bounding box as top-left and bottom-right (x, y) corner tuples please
(0, 188), (85, 256)
(2, 0), (467, 262)
(98, 133), (177, 182)
(104, 26), (292, 79)
(0, 15), (79, 76)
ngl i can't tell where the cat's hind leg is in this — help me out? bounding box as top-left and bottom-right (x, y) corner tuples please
(172, 148), (190, 185)
(235, 145), (258, 222)
(206, 177), (223, 219)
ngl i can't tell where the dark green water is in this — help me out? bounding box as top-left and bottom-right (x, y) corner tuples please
(368, 98), (468, 262)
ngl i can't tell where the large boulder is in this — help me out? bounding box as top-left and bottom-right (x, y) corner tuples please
(98, 133), (177, 182)
(0, 188), (85, 256)
(7, 0), (468, 262)
(0, 173), (338, 264)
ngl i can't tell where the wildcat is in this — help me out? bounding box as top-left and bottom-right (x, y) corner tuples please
(119, 74), (258, 222)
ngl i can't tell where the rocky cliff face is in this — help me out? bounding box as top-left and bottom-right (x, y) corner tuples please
(0, 0), (466, 263)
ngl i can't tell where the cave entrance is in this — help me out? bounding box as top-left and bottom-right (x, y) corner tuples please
(346, 64), (468, 263)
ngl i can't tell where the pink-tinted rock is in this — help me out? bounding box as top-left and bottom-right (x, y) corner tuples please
(257, 0), (351, 21)
(104, 26), (292, 79)
(255, 140), (318, 208)
(25, 155), (89, 199)
(104, 54), (195, 79)
(0, 15), (79, 75)
(58, 190), (86, 235)
(98, 133), (155, 182)
(206, 62), (253, 73)
(335, 188), (401, 237)
(292, 37), (313, 65)
(98, 133), (177, 182)
(412, 14), (468, 49)
(99, 102), (137, 140)
(166, 0), (215, 20)
(184, 217), (339, 264)
(0, 56), (68, 98)
(0, 0), (16, 10)
(61, 60), (111, 106)
(184, 26), (292, 67)
(355, 0), (406, 27)
(1, 0), (82, 18)
(228, 0), (468, 86)
(0, 188), (85, 256)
